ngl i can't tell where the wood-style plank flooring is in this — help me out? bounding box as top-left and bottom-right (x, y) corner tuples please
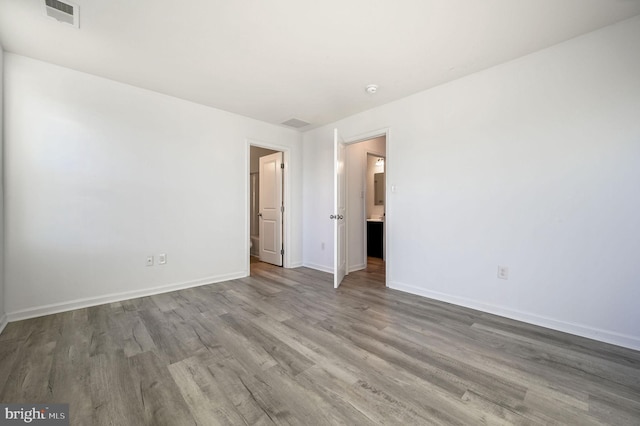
(1, 259), (640, 425)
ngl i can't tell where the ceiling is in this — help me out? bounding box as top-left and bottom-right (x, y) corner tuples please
(1, 1), (639, 130)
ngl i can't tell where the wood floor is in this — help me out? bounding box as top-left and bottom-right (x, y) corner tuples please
(1, 260), (639, 425)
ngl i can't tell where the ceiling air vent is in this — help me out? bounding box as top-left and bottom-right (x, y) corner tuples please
(44, 0), (80, 28)
(281, 118), (311, 129)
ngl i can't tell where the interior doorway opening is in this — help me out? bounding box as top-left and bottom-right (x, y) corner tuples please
(249, 145), (284, 270)
(344, 135), (387, 281)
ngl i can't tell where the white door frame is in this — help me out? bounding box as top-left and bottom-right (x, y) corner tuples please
(341, 127), (391, 288)
(246, 139), (291, 275)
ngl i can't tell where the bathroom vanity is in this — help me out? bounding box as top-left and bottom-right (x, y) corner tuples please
(367, 219), (384, 258)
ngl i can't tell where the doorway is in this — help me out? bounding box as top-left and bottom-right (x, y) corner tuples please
(366, 153), (385, 261)
(339, 133), (387, 286)
(249, 145), (285, 269)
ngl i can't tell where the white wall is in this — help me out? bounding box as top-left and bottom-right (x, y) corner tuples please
(345, 137), (385, 271)
(4, 54), (302, 319)
(0, 45), (6, 334)
(301, 126), (333, 272)
(302, 16), (640, 349)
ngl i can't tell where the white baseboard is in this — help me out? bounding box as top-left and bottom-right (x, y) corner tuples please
(348, 264), (365, 273)
(302, 262), (333, 274)
(303, 262), (365, 275)
(6, 271), (246, 322)
(0, 313), (8, 336)
(288, 261), (304, 268)
(389, 280), (640, 351)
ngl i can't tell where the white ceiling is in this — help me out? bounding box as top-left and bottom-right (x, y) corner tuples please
(1, 1), (640, 130)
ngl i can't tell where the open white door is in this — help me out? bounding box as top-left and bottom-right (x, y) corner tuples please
(259, 152), (283, 266)
(333, 129), (347, 288)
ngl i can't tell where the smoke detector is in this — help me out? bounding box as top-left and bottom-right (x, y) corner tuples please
(44, 0), (80, 28)
(365, 84), (378, 94)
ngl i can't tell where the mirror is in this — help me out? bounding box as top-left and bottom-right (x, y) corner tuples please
(374, 172), (385, 205)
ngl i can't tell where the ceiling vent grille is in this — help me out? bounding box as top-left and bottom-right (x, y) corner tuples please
(281, 118), (311, 129)
(44, 0), (80, 28)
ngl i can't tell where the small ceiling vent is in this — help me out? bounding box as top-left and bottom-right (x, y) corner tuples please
(44, 0), (80, 28)
(281, 118), (311, 129)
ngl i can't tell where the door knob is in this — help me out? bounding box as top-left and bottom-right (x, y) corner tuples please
(258, 213), (263, 217)
(338, 215), (344, 220)
(330, 214), (336, 219)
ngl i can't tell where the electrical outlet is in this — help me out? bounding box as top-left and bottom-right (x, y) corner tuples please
(146, 256), (154, 266)
(158, 253), (167, 265)
(498, 266), (509, 280)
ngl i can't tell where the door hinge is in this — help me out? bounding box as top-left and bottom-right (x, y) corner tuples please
(281, 206), (284, 213)
(280, 163), (285, 169)
(281, 249), (284, 255)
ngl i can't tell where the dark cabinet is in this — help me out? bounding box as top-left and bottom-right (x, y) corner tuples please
(367, 221), (384, 258)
